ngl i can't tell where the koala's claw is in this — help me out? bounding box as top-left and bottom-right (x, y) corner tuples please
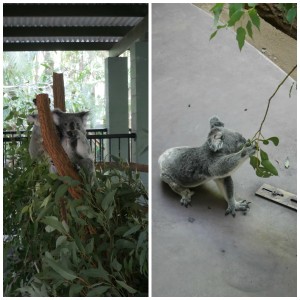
(225, 200), (251, 217)
(180, 197), (192, 208)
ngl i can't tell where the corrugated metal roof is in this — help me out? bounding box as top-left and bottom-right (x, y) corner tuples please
(4, 16), (144, 28)
(3, 3), (148, 52)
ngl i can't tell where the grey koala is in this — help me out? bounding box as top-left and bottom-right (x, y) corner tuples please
(27, 109), (95, 178)
(52, 109), (95, 179)
(158, 116), (256, 217)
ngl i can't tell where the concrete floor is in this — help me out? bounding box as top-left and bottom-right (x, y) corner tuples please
(152, 4), (297, 297)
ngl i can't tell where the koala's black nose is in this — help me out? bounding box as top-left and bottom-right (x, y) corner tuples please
(67, 131), (74, 137)
(69, 121), (75, 130)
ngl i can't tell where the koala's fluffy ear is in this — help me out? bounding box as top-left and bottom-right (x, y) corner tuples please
(52, 108), (64, 125)
(77, 111), (89, 127)
(210, 116), (224, 129)
(27, 114), (40, 126)
(207, 127), (224, 152)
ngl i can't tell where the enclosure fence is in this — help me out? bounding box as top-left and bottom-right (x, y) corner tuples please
(3, 129), (136, 168)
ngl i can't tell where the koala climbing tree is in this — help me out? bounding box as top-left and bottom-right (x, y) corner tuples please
(34, 93), (82, 199)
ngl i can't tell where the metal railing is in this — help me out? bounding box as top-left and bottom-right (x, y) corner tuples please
(3, 129), (136, 167)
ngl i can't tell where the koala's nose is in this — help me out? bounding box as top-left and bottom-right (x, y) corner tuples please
(69, 121), (75, 130)
(67, 131), (74, 137)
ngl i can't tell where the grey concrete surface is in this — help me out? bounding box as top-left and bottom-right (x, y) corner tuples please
(152, 4), (297, 297)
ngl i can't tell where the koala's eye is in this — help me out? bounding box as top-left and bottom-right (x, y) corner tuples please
(64, 122), (67, 126)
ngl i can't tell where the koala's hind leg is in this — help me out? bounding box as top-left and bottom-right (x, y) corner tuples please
(160, 173), (194, 207)
(214, 176), (250, 217)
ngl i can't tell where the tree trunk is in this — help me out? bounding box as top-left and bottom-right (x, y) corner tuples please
(36, 93), (82, 199)
(256, 4), (297, 40)
(53, 73), (66, 111)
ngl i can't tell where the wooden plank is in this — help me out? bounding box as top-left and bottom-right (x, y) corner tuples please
(255, 183), (297, 211)
(109, 16), (148, 57)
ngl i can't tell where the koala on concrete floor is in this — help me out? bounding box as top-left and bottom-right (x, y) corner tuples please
(27, 109), (95, 179)
(158, 116), (256, 217)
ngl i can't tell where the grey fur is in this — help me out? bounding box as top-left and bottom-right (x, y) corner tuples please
(158, 116), (256, 216)
(27, 109), (95, 179)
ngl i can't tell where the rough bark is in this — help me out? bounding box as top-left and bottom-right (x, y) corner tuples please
(53, 72), (66, 111)
(36, 93), (82, 199)
(256, 4), (297, 40)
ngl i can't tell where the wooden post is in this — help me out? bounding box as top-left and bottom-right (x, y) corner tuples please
(53, 72), (66, 111)
(35, 93), (82, 199)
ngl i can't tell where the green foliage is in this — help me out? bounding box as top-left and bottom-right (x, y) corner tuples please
(279, 3), (297, 24)
(3, 51), (108, 130)
(210, 3), (297, 51)
(248, 136), (279, 178)
(210, 3), (260, 51)
(4, 142), (148, 296)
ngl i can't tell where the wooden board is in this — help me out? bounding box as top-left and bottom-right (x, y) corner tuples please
(255, 183), (297, 211)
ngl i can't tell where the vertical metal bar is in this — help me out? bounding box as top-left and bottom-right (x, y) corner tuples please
(109, 138), (112, 162)
(128, 137), (130, 162)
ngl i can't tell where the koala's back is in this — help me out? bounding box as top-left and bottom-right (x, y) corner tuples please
(159, 146), (210, 187)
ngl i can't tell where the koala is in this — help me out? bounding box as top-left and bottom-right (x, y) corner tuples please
(158, 116), (256, 217)
(52, 109), (95, 179)
(27, 109), (95, 179)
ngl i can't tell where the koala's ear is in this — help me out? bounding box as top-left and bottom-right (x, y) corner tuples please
(210, 116), (224, 129)
(52, 108), (64, 125)
(27, 114), (40, 126)
(207, 128), (224, 152)
(78, 111), (89, 127)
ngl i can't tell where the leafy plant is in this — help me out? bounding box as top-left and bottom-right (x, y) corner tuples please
(4, 138), (148, 296)
(209, 3), (297, 178)
(210, 3), (297, 51)
(247, 65), (297, 177)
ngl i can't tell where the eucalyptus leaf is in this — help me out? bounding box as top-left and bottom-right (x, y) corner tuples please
(250, 155), (260, 169)
(228, 10), (245, 27)
(55, 184), (68, 202)
(236, 27), (246, 51)
(210, 30), (218, 41)
(44, 256), (77, 281)
(123, 225), (141, 237)
(260, 149), (269, 161)
(261, 160), (278, 176)
(41, 216), (68, 235)
(248, 8), (260, 30)
(246, 20), (253, 38)
(86, 286), (110, 297)
(267, 136), (279, 146)
(69, 284), (84, 297)
(116, 280), (137, 294)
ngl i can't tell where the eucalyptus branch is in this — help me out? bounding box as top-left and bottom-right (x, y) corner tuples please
(252, 64), (297, 141)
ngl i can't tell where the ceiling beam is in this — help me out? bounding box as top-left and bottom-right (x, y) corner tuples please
(4, 26), (132, 38)
(109, 16), (148, 57)
(4, 42), (115, 52)
(3, 4), (148, 17)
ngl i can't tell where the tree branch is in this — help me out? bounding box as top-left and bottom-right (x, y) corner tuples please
(35, 93), (82, 199)
(252, 65), (297, 140)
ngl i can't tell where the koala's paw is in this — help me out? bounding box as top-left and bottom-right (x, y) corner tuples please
(180, 190), (194, 208)
(225, 200), (251, 217)
(180, 197), (192, 208)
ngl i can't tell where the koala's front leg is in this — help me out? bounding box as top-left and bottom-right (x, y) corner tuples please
(214, 177), (250, 217)
(160, 173), (194, 207)
(209, 145), (256, 177)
